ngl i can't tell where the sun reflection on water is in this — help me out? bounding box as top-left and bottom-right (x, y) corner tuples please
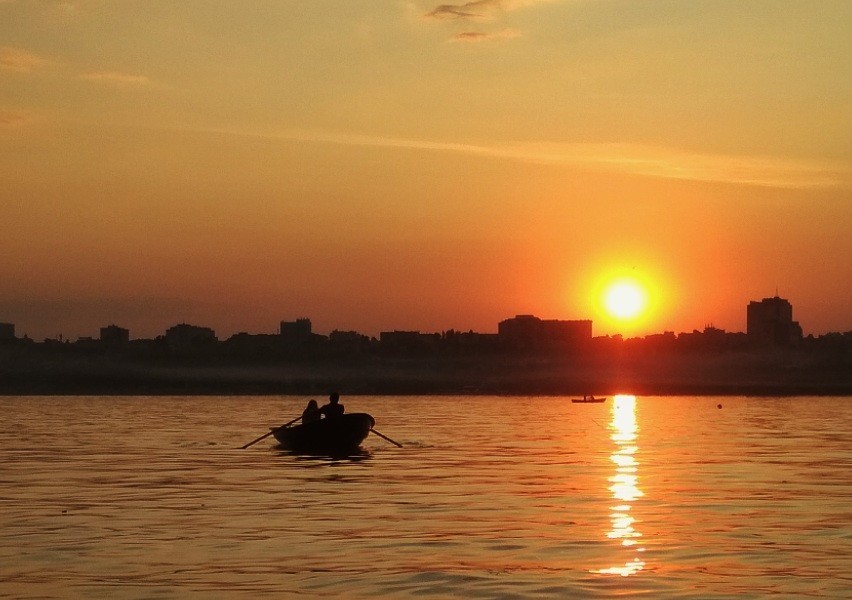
(593, 394), (646, 576)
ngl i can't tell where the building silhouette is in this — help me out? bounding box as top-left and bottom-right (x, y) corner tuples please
(100, 325), (129, 344)
(329, 330), (372, 353)
(223, 332), (281, 356)
(443, 329), (499, 351)
(279, 318), (312, 344)
(164, 323), (217, 347)
(747, 296), (802, 346)
(380, 330), (441, 351)
(498, 315), (592, 350)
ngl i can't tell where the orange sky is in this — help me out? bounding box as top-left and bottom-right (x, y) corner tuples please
(1, 1), (850, 340)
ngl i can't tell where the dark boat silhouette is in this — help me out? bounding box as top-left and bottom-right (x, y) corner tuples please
(272, 413), (375, 453)
(571, 395), (607, 403)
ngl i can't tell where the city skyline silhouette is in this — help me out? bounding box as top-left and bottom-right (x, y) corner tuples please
(3, 293), (850, 397)
(2, 293), (845, 345)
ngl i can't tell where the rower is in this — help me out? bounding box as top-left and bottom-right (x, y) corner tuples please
(319, 392), (345, 418)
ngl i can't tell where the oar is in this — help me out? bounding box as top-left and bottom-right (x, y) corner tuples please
(240, 415), (301, 449)
(371, 428), (403, 448)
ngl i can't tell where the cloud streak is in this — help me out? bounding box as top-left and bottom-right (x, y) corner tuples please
(80, 71), (152, 85)
(452, 28), (521, 41)
(0, 46), (48, 72)
(424, 0), (555, 20)
(424, 0), (555, 42)
(0, 109), (30, 127)
(231, 129), (848, 189)
(426, 0), (499, 20)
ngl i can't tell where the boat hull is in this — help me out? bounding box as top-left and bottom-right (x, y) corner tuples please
(571, 398), (606, 403)
(272, 413), (375, 454)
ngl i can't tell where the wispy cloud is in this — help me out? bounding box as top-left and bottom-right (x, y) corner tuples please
(426, 0), (499, 20)
(423, 0), (554, 42)
(0, 46), (48, 72)
(0, 109), (29, 127)
(231, 129), (848, 189)
(80, 71), (151, 86)
(424, 0), (554, 20)
(453, 28), (521, 42)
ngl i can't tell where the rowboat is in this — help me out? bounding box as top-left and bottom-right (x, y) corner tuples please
(571, 396), (606, 403)
(272, 413), (375, 454)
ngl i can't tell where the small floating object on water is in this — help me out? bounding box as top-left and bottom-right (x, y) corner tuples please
(571, 395), (607, 403)
(717, 404), (722, 409)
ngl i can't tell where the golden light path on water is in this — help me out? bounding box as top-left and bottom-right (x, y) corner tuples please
(593, 394), (646, 577)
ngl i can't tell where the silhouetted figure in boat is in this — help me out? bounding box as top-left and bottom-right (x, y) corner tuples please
(319, 392), (344, 419)
(301, 399), (321, 423)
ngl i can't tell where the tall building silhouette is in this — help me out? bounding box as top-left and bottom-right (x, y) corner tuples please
(746, 296), (802, 346)
(279, 318), (312, 344)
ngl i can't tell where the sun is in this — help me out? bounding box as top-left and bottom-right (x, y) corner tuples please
(580, 264), (665, 335)
(603, 279), (647, 320)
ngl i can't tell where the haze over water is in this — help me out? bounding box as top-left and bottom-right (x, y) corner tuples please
(2, 395), (850, 598)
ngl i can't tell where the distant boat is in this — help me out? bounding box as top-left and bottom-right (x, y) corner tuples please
(272, 413), (375, 454)
(571, 395), (607, 403)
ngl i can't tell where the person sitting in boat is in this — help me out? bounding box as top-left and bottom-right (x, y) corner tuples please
(318, 392), (344, 419)
(301, 399), (321, 423)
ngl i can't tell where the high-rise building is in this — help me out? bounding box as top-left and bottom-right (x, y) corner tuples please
(746, 296), (802, 346)
(279, 318), (312, 344)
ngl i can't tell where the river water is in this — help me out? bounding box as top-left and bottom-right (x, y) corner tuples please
(1, 395), (850, 599)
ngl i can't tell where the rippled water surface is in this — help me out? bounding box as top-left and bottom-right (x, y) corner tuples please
(2, 395), (850, 599)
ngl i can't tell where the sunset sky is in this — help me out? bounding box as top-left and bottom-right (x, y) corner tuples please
(2, 0), (850, 340)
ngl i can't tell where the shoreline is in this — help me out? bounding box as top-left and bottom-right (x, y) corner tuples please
(3, 350), (850, 397)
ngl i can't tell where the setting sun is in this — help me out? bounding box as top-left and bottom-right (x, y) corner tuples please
(603, 280), (648, 321)
(577, 262), (667, 337)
